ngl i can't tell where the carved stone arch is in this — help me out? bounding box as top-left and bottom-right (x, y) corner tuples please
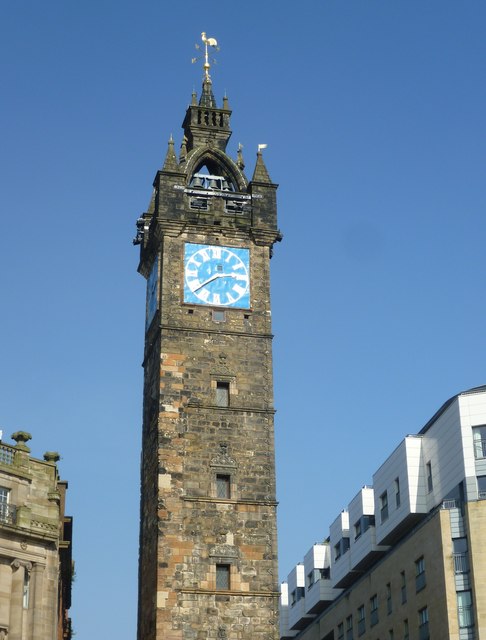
(185, 147), (248, 192)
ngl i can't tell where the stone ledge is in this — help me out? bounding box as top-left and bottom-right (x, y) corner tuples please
(179, 588), (280, 597)
(182, 496), (278, 506)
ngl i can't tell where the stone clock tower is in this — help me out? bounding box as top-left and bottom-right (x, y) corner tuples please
(134, 37), (282, 640)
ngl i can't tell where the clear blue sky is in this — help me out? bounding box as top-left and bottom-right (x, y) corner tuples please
(1, 2), (485, 638)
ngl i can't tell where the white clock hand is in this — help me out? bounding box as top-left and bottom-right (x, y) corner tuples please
(194, 273), (236, 291)
(194, 273), (220, 291)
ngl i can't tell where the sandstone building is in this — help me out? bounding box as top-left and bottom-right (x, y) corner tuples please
(0, 431), (72, 640)
(280, 386), (486, 640)
(134, 43), (282, 640)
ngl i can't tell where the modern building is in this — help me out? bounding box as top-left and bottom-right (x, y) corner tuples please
(0, 431), (72, 640)
(134, 36), (282, 640)
(280, 385), (486, 640)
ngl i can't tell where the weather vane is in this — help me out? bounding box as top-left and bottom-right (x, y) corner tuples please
(192, 32), (220, 81)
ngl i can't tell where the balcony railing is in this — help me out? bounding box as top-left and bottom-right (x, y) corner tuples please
(453, 552), (469, 574)
(442, 499), (458, 510)
(0, 446), (15, 466)
(0, 503), (17, 525)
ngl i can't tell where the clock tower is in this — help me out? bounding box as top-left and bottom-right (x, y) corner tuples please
(135, 37), (282, 640)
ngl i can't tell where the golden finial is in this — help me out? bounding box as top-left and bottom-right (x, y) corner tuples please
(192, 32), (220, 82)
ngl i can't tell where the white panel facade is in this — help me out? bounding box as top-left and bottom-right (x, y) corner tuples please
(420, 399), (464, 510)
(459, 391), (486, 499)
(373, 436), (425, 544)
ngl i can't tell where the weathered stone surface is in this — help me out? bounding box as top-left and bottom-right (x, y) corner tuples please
(136, 78), (281, 640)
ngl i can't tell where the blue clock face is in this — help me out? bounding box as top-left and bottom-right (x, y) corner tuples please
(146, 255), (158, 330)
(184, 244), (250, 308)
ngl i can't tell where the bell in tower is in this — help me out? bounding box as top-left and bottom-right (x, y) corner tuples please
(135, 32), (282, 640)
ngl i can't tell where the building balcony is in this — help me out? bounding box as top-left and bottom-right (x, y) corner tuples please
(288, 595), (314, 631)
(305, 576), (342, 615)
(0, 503), (17, 525)
(453, 552), (469, 574)
(349, 525), (389, 575)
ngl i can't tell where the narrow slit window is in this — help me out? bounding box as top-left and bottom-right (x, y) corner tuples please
(216, 474), (231, 499)
(216, 564), (230, 590)
(216, 381), (230, 407)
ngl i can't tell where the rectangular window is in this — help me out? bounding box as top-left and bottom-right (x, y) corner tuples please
(212, 310), (226, 323)
(426, 462), (433, 492)
(216, 474), (231, 499)
(477, 475), (486, 500)
(386, 582), (392, 614)
(415, 557), (426, 592)
(337, 622), (344, 640)
(294, 587), (305, 602)
(216, 381), (230, 407)
(307, 570), (314, 589)
(380, 491), (389, 522)
(346, 615), (353, 640)
(357, 605), (365, 636)
(457, 591), (473, 628)
(334, 542), (341, 561)
(307, 568), (328, 589)
(334, 537), (350, 561)
(0, 488), (10, 523)
(401, 571), (407, 604)
(370, 594), (379, 626)
(354, 519), (362, 540)
(418, 607), (429, 640)
(23, 572), (29, 609)
(403, 619), (409, 640)
(395, 477), (401, 508)
(216, 564), (230, 590)
(453, 538), (469, 574)
(473, 425), (486, 459)
(388, 630), (394, 640)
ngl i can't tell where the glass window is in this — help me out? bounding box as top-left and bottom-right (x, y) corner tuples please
(380, 491), (389, 522)
(23, 572), (29, 609)
(457, 591), (473, 628)
(426, 462), (433, 492)
(401, 571), (407, 604)
(346, 615), (353, 640)
(395, 477), (401, 508)
(473, 425), (486, 459)
(478, 475), (486, 499)
(415, 557), (426, 592)
(418, 607), (429, 640)
(357, 605), (365, 636)
(337, 622), (344, 640)
(370, 594), (379, 626)
(216, 474), (231, 499)
(453, 538), (469, 574)
(386, 582), (392, 614)
(403, 618), (409, 640)
(216, 564), (230, 590)
(212, 310), (226, 323)
(0, 487), (9, 523)
(216, 382), (230, 407)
